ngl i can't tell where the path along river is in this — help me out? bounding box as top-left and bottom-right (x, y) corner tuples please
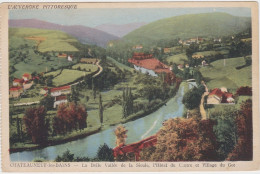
(11, 82), (195, 161)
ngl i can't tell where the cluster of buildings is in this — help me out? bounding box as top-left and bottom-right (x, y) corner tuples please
(50, 85), (71, 108)
(179, 37), (204, 46)
(207, 87), (234, 104)
(128, 52), (175, 84)
(57, 53), (74, 62)
(9, 73), (34, 98)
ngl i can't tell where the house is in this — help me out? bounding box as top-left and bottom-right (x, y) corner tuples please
(58, 53), (67, 58)
(128, 53), (175, 84)
(67, 55), (73, 62)
(133, 45), (143, 50)
(9, 87), (23, 98)
(80, 58), (98, 64)
(23, 81), (33, 90)
(163, 48), (171, 54)
(50, 85), (71, 97)
(201, 60), (208, 66)
(177, 64), (183, 70)
(185, 64), (190, 68)
(207, 88), (234, 104)
(22, 73), (32, 81)
(40, 87), (49, 95)
(53, 95), (68, 108)
(13, 79), (24, 87)
(192, 54), (204, 59)
(214, 38), (222, 43)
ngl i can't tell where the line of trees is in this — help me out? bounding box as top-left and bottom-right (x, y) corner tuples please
(122, 87), (134, 118)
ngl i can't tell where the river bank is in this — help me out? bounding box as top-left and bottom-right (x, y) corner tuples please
(10, 81), (183, 154)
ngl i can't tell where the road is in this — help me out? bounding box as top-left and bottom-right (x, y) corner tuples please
(200, 81), (209, 120)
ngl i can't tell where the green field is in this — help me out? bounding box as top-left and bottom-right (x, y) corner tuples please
(200, 57), (252, 90)
(72, 63), (98, 72)
(52, 69), (89, 86)
(166, 53), (188, 64)
(44, 69), (62, 77)
(192, 50), (229, 58)
(107, 57), (133, 71)
(10, 28), (79, 52)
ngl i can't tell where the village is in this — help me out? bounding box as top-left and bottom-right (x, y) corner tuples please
(8, 11), (253, 162)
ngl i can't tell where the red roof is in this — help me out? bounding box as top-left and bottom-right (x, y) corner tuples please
(56, 95), (67, 101)
(13, 79), (24, 83)
(224, 93), (233, 98)
(23, 73), (31, 78)
(51, 85), (71, 92)
(209, 88), (223, 98)
(128, 58), (169, 71)
(9, 87), (22, 91)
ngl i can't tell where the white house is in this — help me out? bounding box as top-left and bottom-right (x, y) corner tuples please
(68, 55), (73, 62)
(53, 95), (68, 108)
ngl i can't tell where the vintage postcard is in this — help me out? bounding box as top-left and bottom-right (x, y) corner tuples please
(0, 1), (259, 172)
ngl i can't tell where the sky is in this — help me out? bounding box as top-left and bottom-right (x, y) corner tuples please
(9, 7), (251, 27)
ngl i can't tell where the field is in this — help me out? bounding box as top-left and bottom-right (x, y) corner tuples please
(72, 63), (99, 72)
(44, 69), (62, 77)
(52, 69), (89, 86)
(192, 50), (229, 58)
(200, 57), (252, 90)
(166, 53), (188, 64)
(10, 28), (79, 52)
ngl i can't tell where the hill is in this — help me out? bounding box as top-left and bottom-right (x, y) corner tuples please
(9, 28), (80, 77)
(9, 19), (120, 48)
(9, 27), (79, 52)
(95, 22), (146, 38)
(124, 12), (251, 45)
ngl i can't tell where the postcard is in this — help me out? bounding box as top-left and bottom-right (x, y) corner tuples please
(0, 1), (259, 172)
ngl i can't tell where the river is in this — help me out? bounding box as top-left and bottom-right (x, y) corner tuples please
(10, 83), (191, 161)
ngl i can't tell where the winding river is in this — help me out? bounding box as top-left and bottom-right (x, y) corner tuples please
(10, 83), (191, 162)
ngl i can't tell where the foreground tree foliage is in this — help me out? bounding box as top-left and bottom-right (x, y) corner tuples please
(53, 102), (87, 135)
(140, 117), (218, 161)
(23, 106), (49, 144)
(227, 99), (252, 161)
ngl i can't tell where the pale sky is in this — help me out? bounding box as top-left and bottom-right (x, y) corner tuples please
(9, 7), (251, 27)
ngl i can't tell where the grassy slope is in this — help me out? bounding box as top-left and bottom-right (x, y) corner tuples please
(10, 28), (79, 52)
(124, 12), (251, 44)
(166, 53), (188, 64)
(200, 57), (252, 91)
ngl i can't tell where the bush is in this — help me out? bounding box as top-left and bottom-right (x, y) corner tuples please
(97, 144), (114, 161)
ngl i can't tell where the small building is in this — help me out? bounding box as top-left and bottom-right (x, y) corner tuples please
(50, 85), (71, 97)
(192, 54), (204, 59)
(40, 87), (49, 95)
(80, 58), (98, 64)
(23, 81), (33, 90)
(53, 95), (68, 108)
(201, 60), (208, 66)
(185, 64), (190, 68)
(22, 73), (32, 81)
(58, 53), (67, 58)
(177, 64), (183, 70)
(13, 79), (24, 87)
(133, 45), (143, 50)
(207, 88), (234, 104)
(68, 55), (73, 62)
(9, 87), (23, 98)
(163, 48), (171, 54)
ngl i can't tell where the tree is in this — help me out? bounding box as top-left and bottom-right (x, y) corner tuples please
(227, 99), (252, 161)
(144, 117), (218, 161)
(53, 103), (87, 135)
(23, 106), (49, 144)
(40, 94), (54, 110)
(97, 144), (114, 161)
(114, 125), (127, 146)
(99, 93), (103, 126)
(182, 87), (203, 110)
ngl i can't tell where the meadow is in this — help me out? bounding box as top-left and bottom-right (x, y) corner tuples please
(166, 53), (188, 64)
(200, 57), (252, 91)
(72, 63), (99, 72)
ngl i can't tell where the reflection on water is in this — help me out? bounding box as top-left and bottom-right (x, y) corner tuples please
(11, 86), (185, 162)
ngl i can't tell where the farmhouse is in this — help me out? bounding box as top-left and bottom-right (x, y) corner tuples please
(163, 48), (171, 54)
(133, 45), (143, 50)
(67, 55), (73, 62)
(50, 85), (71, 97)
(9, 87), (23, 98)
(192, 54), (204, 59)
(58, 53), (67, 58)
(23, 81), (33, 90)
(80, 58), (98, 64)
(22, 73), (32, 81)
(13, 79), (24, 87)
(53, 95), (68, 108)
(40, 87), (49, 95)
(207, 88), (234, 104)
(128, 53), (175, 84)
